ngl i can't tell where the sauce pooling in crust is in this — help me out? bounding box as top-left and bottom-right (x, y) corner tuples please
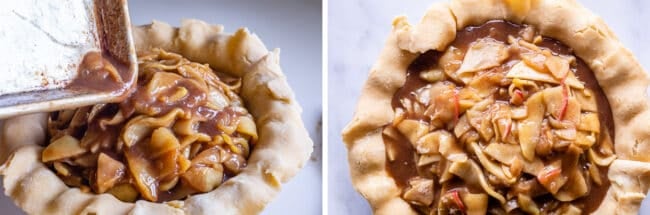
(384, 20), (615, 214)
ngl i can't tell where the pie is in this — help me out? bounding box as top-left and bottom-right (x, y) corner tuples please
(0, 19), (313, 215)
(342, 0), (650, 214)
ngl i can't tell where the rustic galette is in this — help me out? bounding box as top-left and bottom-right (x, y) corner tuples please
(0, 20), (312, 215)
(343, 0), (650, 214)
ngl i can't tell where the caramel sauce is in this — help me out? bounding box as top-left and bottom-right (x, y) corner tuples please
(196, 107), (240, 137)
(383, 131), (419, 188)
(52, 65), (248, 202)
(68, 51), (132, 94)
(385, 20), (615, 214)
(118, 73), (207, 118)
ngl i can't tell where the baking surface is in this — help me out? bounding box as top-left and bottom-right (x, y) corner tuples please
(0, 0), (322, 214)
(328, 0), (650, 214)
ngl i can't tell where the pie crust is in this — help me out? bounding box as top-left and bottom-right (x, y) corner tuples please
(0, 19), (313, 215)
(342, 0), (650, 214)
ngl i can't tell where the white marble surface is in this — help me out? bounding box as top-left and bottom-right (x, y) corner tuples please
(0, 0), (322, 214)
(328, 0), (650, 214)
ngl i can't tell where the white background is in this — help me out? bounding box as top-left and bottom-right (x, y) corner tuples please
(328, 0), (650, 214)
(0, 0), (322, 214)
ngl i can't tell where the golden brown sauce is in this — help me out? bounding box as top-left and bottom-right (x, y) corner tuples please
(385, 20), (615, 214)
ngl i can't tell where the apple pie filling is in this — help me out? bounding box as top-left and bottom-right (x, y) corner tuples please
(384, 20), (615, 214)
(43, 49), (258, 202)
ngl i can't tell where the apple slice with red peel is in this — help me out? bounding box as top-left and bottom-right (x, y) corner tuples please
(448, 189), (466, 213)
(558, 83), (569, 121)
(537, 167), (561, 185)
(453, 90), (460, 125)
(510, 89), (525, 105)
(515, 89), (524, 100)
(537, 164), (567, 194)
(503, 121), (512, 139)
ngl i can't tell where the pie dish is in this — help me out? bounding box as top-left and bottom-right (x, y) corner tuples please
(342, 0), (650, 214)
(0, 19), (312, 215)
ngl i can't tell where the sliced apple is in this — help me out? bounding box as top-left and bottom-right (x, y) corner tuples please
(463, 192), (488, 215)
(503, 120), (512, 139)
(216, 112), (238, 135)
(577, 112), (600, 133)
(507, 62), (584, 89)
(490, 103), (512, 141)
(182, 164), (224, 192)
(537, 167), (561, 189)
(588, 148), (616, 166)
(42, 135), (87, 162)
(453, 90), (460, 125)
(575, 131), (596, 149)
(518, 92), (545, 161)
(157, 150), (179, 179)
(471, 142), (515, 184)
(107, 184), (139, 202)
(588, 160), (603, 186)
(484, 143), (544, 175)
(563, 97), (581, 124)
(448, 160), (506, 203)
(520, 51), (547, 72)
(435, 130), (466, 162)
(456, 38), (509, 84)
(96, 153), (126, 193)
(558, 84), (569, 120)
(192, 147), (221, 166)
(511, 106), (528, 120)
(544, 55), (570, 80)
(426, 82), (458, 125)
(559, 204), (583, 215)
(419, 68), (445, 82)
(484, 143), (521, 164)
(453, 115), (472, 138)
(510, 89), (525, 105)
(517, 193), (540, 215)
(448, 190), (466, 213)
(415, 132), (441, 154)
(439, 46), (464, 83)
(53, 162), (72, 177)
(392, 107), (406, 127)
(468, 71), (505, 98)
(149, 127), (181, 158)
(122, 108), (184, 147)
(236, 116), (258, 141)
(553, 145), (588, 201)
(466, 109), (494, 142)
(554, 128), (577, 141)
(159, 177), (179, 192)
(396, 119), (429, 145)
(177, 154), (192, 174)
(417, 154), (441, 166)
(575, 89), (598, 112)
(402, 177), (434, 206)
(124, 147), (158, 201)
(540, 85), (579, 123)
